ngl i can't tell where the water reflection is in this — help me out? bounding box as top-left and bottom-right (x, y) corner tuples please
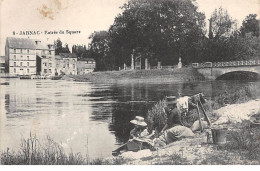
(0, 78), (259, 158)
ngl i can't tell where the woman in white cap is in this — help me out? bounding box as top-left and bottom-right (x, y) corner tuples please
(127, 116), (155, 152)
(129, 116), (150, 139)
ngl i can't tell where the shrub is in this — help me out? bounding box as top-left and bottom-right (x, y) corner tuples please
(146, 99), (167, 132)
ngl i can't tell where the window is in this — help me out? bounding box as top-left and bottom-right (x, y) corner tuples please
(27, 50), (29, 54)
(21, 55), (23, 60)
(27, 69), (29, 73)
(27, 62), (29, 66)
(14, 68), (16, 73)
(44, 63), (47, 67)
(14, 62), (16, 67)
(27, 56), (29, 60)
(49, 51), (51, 55)
(20, 62), (23, 66)
(44, 69), (47, 73)
(73, 64), (75, 69)
(14, 55), (16, 60)
(14, 49), (16, 53)
(49, 69), (52, 73)
(49, 63), (52, 67)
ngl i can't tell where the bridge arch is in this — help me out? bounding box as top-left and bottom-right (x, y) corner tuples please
(216, 71), (260, 80)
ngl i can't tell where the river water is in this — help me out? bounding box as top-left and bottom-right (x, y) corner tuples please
(0, 78), (259, 159)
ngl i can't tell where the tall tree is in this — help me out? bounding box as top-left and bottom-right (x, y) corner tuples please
(54, 38), (71, 55)
(240, 14), (260, 38)
(54, 38), (63, 55)
(72, 44), (88, 58)
(108, 0), (206, 67)
(88, 31), (114, 71)
(210, 6), (236, 39)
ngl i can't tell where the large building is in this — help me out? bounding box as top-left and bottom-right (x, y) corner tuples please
(5, 37), (55, 76)
(55, 53), (77, 75)
(77, 58), (96, 75)
(5, 37), (37, 76)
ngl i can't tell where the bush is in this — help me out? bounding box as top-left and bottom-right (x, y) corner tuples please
(146, 99), (167, 132)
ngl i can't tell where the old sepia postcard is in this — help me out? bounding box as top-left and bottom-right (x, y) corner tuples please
(1, 0), (260, 166)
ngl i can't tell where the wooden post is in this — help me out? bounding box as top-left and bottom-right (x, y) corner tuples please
(196, 102), (204, 132)
(198, 100), (212, 127)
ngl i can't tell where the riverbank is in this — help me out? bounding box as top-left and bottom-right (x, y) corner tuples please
(122, 98), (260, 165)
(118, 85), (260, 165)
(68, 67), (205, 83)
(2, 97), (260, 165)
(1, 85), (260, 165)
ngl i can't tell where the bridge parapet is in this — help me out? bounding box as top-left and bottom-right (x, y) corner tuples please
(192, 59), (260, 68)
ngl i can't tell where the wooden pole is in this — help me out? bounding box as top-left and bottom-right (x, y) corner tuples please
(198, 100), (212, 127)
(196, 102), (203, 132)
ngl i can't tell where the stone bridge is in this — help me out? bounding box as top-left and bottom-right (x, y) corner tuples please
(192, 60), (260, 80)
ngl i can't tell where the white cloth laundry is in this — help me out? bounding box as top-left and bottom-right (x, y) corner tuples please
(213, 99), (260, 125)
(177, 96), (190, 115)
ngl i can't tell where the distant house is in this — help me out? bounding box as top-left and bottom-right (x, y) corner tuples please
(35, 40), (55, 76)
(55, 53), (77, 75)
(77, 58), (96, 75)
(5, 37), (55, 76)
(0, 56), (5, 73)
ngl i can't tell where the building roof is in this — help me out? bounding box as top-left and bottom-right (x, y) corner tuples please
(59, 53), (77, 58)
(78, 58), (95, 62)
(6, 37), (36, 49)
(34, 39), (54, 50)
(6, 37), (54, 50)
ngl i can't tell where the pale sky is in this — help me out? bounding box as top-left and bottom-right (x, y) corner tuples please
(1, 0), (260, 56)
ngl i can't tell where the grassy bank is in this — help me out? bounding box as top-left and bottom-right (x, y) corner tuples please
(69, 67), (205, 83)
(0, 134), (130, 165)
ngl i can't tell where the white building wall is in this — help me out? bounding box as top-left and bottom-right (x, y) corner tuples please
(8, 48), (37, 76)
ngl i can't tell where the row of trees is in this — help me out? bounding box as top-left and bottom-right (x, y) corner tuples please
(54, 38), (70, 55)
(55, 0), (260, 71)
